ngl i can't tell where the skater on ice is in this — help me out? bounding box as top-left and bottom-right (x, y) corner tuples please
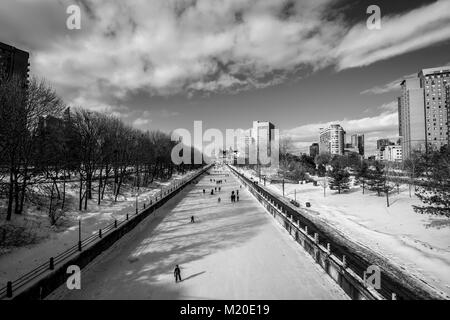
(191, 216), (195, 223)
(174, 265), (182, 283)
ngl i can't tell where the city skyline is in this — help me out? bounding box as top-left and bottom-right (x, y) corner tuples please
(1, 0), (450, 156)
(1, 1), (450, 304)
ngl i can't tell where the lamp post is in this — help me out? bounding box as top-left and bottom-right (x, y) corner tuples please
(135, 168), (139, 214)
(135, 186), (139, 214)
(78, 217), (82, 251)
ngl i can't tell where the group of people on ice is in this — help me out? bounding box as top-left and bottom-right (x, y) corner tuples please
(231, 189), (240, 202)
(202, 182), (242, 204)
(175, 168), (245, 283)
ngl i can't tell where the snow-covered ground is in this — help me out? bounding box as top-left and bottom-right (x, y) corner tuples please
(49, 166), (348, 300)
(237, 168), (450, 297)
(0, 170), (198, 289)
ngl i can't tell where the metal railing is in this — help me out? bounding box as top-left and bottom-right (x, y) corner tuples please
(0, 165), (211, 299)
(228, 165), (445, 300)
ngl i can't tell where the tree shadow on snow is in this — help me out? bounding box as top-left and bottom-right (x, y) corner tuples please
(55, 174), (268, 300)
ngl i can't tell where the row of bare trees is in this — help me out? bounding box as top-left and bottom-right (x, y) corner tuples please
(1, 76), (198, 224)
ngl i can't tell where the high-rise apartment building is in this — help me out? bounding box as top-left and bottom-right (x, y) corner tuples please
(398, 77), (426, 160)
(419, 66), (450, 152)
(447, 84), (450, 146)
(0, 42), (30, 84)
(383, 145), (402, 162)
(252, 121), (275, 163)
(398, 66), (450, 160)
(397, 97), (402, 136)
(319, 124), (345, 155)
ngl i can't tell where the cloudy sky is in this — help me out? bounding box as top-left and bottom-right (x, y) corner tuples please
(1, 0), (450, 155)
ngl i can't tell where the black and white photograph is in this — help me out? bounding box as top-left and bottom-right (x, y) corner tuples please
(0, 0), (449, 310)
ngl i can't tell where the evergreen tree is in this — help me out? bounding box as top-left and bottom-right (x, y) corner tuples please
(413, 146), (450, 217)
(287, 161), (307, 181)
(366, 161), (386, 196)
(329, 165), (350, 194)
(317, 164), (326, 177)
(355, 161), (369, 194)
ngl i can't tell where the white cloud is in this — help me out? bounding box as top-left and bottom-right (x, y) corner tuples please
(377, 100), (398, 113)
(1, 0), (449, 109)
(360, 73), (416, 95)
(160, 109), (180, 118)
(132, 110), (152, 129)
(335, 0), (450, 70)
(1, 0), (341, 104)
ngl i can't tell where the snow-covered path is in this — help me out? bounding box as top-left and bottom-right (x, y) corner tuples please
(49, 167), (348, 300)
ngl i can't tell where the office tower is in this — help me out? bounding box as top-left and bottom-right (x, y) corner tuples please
(397, 97), (402, 136)
(309, 143), (319, 158)
(350, 134), (365, 156)
(398, 77), (426, 160)
(0, 42), (30, 84)
(252, 121), (275, 163)
(243, 134), (255, 162)
(419, 66), (450, 152)
(319, 124), (345, 155)
(350, 135), (357, 148)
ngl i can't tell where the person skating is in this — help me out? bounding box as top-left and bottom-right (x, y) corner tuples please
(218, 197), (221, 203)
(211, 189), (214, 195)
(191, 216), (195, 223)
(174, 265), (182, 283)
(203, 189), (205, 194)
(237, 195), (240, 202)
(219, 187), (221, 192)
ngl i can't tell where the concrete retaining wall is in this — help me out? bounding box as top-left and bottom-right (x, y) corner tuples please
(230, 166), (383, 300)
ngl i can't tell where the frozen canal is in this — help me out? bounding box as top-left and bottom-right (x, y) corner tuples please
(49, 167), (348, 300)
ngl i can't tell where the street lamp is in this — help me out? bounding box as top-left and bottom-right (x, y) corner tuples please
(78, 217), (82, 251)
(135, 170), (139, 214)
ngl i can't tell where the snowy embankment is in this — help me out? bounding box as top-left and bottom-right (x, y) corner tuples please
(0, 170), (197, 288)
(237, 168), (450, 298)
